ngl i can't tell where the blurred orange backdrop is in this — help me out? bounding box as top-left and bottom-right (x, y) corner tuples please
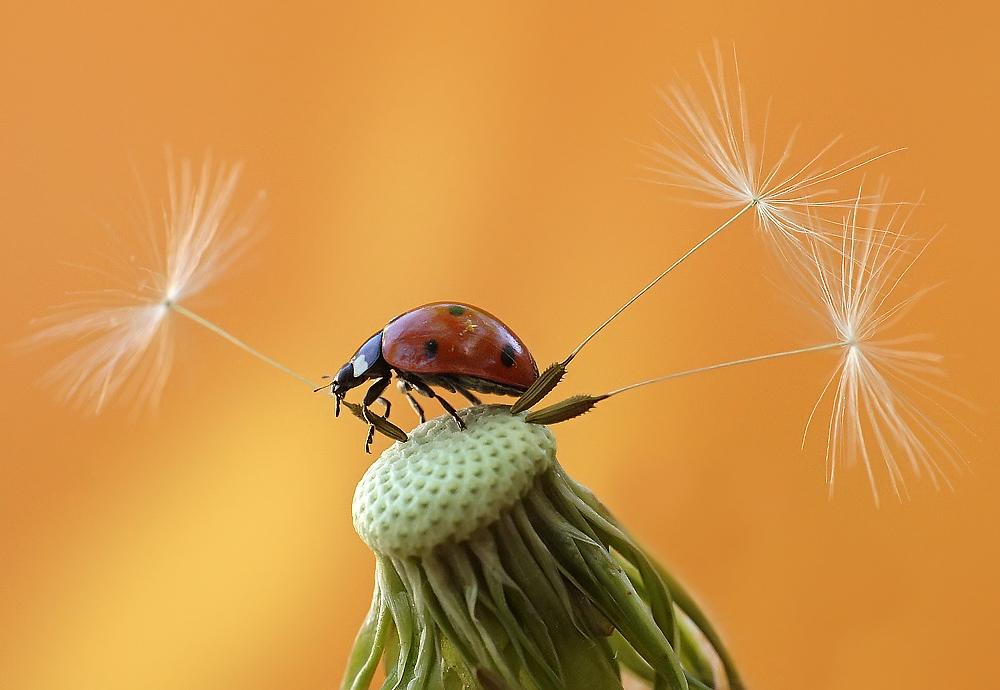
(1, 2), (998, 689)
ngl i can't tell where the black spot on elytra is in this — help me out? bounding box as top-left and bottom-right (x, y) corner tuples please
(448, 305), (466, 316)
(500, 343), (517, 368)
(425, 339), (438, 358)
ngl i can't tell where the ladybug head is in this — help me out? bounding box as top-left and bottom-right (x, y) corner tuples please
(326, 331), (385, 416)
(327, 362), (354, 409)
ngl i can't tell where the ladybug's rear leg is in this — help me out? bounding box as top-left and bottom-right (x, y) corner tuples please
(452, 383), (482, 407)
(397, 380), (426, 424)
(432, 393), (466, 430)
(404, 375), (466, 430)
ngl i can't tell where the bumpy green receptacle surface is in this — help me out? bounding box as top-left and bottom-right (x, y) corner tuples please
(352, 406), (555, 557)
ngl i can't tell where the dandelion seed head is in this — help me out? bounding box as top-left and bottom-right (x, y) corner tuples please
(26, 155), (259, 415)
(802, 188), (963, 504)
(644, 43), (890, 254)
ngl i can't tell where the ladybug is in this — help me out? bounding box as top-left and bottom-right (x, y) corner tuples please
(323, 302), (539, 452)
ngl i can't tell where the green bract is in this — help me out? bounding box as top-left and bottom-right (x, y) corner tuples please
(344, 406), (742, 690)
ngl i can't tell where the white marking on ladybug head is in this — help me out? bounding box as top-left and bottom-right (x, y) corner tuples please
(352, 353), (369, 378)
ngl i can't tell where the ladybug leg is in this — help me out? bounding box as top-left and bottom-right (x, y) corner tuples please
(452, 383), (482, 407)
(361, 376), (392, 417)
(408, 377), (466, 430)
(397, 380), (426, 423)
(361, 376), (393, 452)
(433, 393), (466, 430)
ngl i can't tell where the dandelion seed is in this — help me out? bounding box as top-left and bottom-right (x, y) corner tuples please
(644, 43), (892, 254)
(27, 155), (262, 414)
(519, 46), (906, 416)
(521, 180), (963, 504)
(801, 189), (963, 504)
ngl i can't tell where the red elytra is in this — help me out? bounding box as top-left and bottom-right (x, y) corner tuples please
(382, 302), (537, 393)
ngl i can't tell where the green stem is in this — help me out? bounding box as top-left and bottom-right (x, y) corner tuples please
(563, 202), (755, 366)
(606, 341), (843, 398)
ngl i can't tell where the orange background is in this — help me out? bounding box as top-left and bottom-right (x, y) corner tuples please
(2, 3), (998, 689)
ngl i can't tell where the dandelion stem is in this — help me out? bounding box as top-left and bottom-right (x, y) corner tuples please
(563, 202), (754, 366)
(605, 341), (842, 398)
(524, 341), (846, 426)
(169, 303), (318, 389)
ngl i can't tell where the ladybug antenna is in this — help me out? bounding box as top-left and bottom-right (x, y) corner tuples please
(511, 202), (754, 414)
(313, 375), (334, 393)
